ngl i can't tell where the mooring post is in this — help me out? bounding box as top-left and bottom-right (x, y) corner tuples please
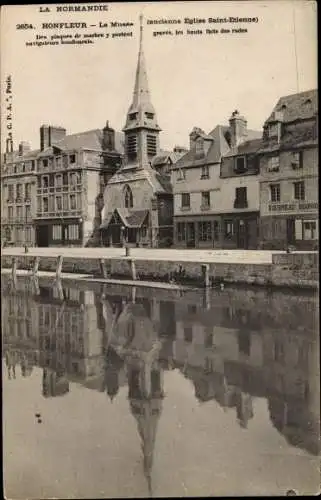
(56, 255), (63, 279)
(99, 258), (108, 279)
(12, 257), (17, 278)
(201, 264), (210, 288)
(56, 279), (64, 300)
(33, 256), (40, 276)
(131, 259), (137, 281)
(32, 276), (40, 295)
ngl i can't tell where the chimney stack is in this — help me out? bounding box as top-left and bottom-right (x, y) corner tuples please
(40, 125), (66, 151)
(102, 121), (115, 151)
(229, 110), (247, 148)
(18, 141), (31, 156)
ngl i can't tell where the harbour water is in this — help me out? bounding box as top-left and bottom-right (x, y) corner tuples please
(2, 275), (320, 498)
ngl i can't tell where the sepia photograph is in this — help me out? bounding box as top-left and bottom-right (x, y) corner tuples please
(1, 1), (319, 498)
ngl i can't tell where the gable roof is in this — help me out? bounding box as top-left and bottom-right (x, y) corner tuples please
(172, 124), (262, 170)
(53, 129), (124, 153)
(265, 89), (318, 124)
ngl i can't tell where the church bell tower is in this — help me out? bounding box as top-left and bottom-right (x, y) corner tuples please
(123, 15), (161, 169)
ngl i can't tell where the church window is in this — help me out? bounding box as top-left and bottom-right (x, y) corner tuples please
(129, 113), (138, 121)
(147, 134), (157, 157)
(124, 185), (133, 208)
(126, 135), (137, 160)
(145, 112), (154, 120)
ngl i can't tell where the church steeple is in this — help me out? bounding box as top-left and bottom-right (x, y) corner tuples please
(123, 14), (161, 169)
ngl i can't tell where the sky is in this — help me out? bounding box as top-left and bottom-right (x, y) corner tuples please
(1, 1), (317, 152)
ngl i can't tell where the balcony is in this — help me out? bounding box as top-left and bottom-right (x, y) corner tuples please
(233, 199), (248, 209)
(2, 216), (34, 224)
(200, 204), (211, 211)
(180, 205), (191, 212)
(268, 200), (318, 213)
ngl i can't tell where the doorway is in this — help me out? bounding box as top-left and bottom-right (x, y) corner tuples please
(286, 218), (296, 246)
(186, 222), (196, 248)
(36, 226), (49, 247)
(236, 220), (248, 249)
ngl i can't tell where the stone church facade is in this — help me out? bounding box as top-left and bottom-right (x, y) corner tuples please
(100, 16), (179, 248)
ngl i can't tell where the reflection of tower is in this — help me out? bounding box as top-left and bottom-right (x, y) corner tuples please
(112, 296), (164, 496)
(42, 368), (70, 398)
(127, 361), (164, 497)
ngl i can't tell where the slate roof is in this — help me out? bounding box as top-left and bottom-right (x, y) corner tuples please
(151, 149), (186, 168)
(265, 89), (318, 124)
(108, 165), (172, 195)
(224, 137), (263, 158)
(2, 148), (40, 163)
(100, 208), (149, 229)
(172, 125), (262, 169)
(53, 129), (124, 154)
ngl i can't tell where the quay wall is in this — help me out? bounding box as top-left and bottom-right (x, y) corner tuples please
(1, 252), (318, 289)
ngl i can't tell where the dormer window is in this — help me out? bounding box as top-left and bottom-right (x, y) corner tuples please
(129, 113), (138, 121)
(268, 156), (280, 172)
(234, 156), (247, 174)
(291, 151), (303, 169)
(145, 112), (154, 120)
(201, 165), (209, 179)
(195, 138), (204, 157)
(268, 123), (278, 137)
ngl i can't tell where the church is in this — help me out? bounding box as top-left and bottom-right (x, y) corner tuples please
(100, 15), (183, 248)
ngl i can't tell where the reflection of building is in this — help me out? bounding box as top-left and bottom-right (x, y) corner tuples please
(100, 16), (183, 248)
(258, 89), (318, 250)
(2, 276), (319, 457)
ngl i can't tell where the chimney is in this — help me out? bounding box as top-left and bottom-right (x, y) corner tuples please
(18, 141), (31, 156)
(229, 110), (247, 148)
(189, 127), (204, 151)
(40, 124), (66, 151)
(102, 121), (115, 151)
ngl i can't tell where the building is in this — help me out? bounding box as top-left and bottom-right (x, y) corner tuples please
(258, 89), (318, 250)
(1, 141), (38, 246)
(100, 16), (181, 248)
(34, 123), (123, 247)
(1, 122), (123, 247)
(171, 111), (262, 248)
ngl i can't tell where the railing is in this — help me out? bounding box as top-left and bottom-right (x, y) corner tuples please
(35, 210), (82, 218)
(1, 216), (33, 224)
(233, 200), (249, 209)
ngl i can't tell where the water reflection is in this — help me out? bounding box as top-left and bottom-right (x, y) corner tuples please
(2, 276), (320, 497)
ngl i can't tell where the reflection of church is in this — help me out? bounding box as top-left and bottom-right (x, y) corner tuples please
(100, 291), (165, 495)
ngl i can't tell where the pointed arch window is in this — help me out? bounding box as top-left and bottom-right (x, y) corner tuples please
(124, 184), (133, 208)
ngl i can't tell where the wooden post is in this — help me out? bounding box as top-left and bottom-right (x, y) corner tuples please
(32, 276), (40, 295)
(33, 256), (40, 276)
(56, 255), (63, 279)
(100, 258), (108, 279)
(12, 257), (17, 278)
(131, 259), (137, 280)
(55, 279), (64, 300)
(201, 264), (210, 288)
